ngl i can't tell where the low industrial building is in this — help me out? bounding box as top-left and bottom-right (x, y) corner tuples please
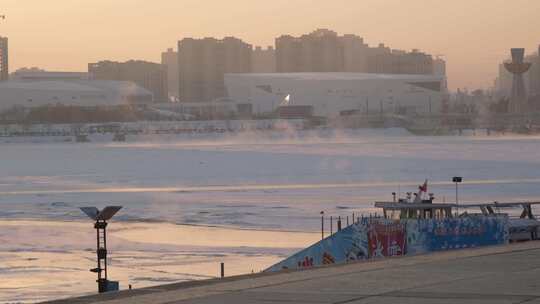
(0, 79), (153, 112)
(225, 73), (447, 118)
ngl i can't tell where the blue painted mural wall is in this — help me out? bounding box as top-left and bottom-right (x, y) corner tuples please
(266, 220), (370, 272)
(405, 216), (509, 255)
(265, 216), (509, 272)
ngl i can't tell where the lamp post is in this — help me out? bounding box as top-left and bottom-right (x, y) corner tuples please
(81, 206), (122, 293)
(320, 211), (324, 240)
(452, 177), (463, 213)
(365, 97), (369, 115)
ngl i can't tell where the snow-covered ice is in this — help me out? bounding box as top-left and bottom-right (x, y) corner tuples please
(1, 128), (540, 302)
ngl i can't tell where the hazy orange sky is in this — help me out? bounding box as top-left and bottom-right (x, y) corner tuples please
(1, 0), (539, 91)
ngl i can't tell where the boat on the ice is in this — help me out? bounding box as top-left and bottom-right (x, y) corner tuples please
(375, 180), (540, 242)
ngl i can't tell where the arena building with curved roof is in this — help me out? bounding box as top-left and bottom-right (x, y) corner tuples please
(225, 73), (447, 118)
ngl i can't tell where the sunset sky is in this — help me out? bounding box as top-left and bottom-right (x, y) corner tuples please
(1, 0), (539, 91)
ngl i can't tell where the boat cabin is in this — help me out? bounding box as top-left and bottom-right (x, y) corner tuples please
(375, 201), (455, 220)
(374, 201), (540, 241)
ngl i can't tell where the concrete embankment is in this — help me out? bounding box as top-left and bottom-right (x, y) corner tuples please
(45, 241), (540, 304)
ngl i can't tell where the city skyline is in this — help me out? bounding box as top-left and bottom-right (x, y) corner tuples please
(1, 0), (539, 91)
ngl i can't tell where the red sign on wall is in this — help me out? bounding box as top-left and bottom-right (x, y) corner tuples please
(368, 222), (406, 258)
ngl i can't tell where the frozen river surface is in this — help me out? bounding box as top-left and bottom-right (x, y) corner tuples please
(1, 129), (540, 302)
(1, 129), (540, 230)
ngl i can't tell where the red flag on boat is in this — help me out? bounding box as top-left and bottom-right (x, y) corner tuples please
(419, 180), (428, 192)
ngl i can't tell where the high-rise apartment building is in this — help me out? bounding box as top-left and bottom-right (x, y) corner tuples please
(275, 35), (303, 72)
(527, 45), (540, 96)
(341, 34), (370, 72)
(88, 60), (168, 102)
(161, 48), (179, 100)
(276, 29), (345, 72)
(276, 29), (436, 75)
(496, 63), (512, 99)
(433, 57), (447, 76)
(365, 43), (393, 74)
(367, 46), (434, 75)
(0, 37), (8, 81)
(178, 37), (251, 103)
(252, 46), (276, 73)
(396, 49), (434, 74)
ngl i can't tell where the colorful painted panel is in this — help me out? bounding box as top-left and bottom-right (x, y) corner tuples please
(368, 222), (406, 258)
(405, 216), (509, 255)
(265, 221), (370, 272)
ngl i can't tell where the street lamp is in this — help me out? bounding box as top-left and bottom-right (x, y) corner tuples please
(320, 211), (325, 240)
(81, 206), (122, 293)
(452, 177), (463, 212)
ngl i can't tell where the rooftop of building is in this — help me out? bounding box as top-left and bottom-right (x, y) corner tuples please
(11, 69), (89, 81)
(0, 79), (151, 94)
(225, 72), (444, 81)
(88, 60), (164, 68)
